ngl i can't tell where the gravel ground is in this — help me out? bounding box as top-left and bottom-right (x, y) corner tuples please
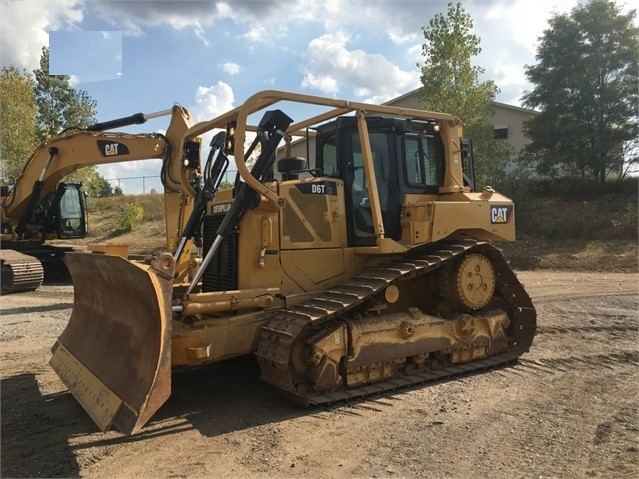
(1, 270), (637, 479)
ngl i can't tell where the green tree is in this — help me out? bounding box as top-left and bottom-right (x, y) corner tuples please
(522, 0), (639, 183)
(33, 47), (97, 139)
(0, 66), (38, 183)
(67, 168), (114, 197)
(418, 2), (511, 187)
(33, 46), (113, 193)
(118, 200), (144, 232)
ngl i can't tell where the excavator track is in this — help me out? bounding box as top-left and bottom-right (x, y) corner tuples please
(0, 250), (44, 294)
(256, 240), (536, 405)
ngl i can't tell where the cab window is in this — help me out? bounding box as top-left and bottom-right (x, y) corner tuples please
(403, 134), (443, 188)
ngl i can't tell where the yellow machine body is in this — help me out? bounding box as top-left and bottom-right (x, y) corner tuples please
(50, 90), (535, 434)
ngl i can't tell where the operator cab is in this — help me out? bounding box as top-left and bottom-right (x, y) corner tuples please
(315, 116), (446, 247)
(56, 183), (87, 238)
(34, 183), (87, 239)
(1, 182), (87, 240)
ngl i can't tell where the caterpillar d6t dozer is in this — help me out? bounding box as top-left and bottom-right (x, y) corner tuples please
(50, 90), (536, 434)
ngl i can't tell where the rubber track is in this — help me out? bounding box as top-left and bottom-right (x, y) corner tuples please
(255, 239), (537, 405)
(0, 250), (44, 294)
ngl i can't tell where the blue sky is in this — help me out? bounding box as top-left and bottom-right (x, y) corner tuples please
(2, 0), (631, 193)
(49, 30), (122, 76)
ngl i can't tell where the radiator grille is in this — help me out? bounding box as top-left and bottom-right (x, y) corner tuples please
(202, 214), (238, 292)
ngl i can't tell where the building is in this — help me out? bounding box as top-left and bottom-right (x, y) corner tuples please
(383, 88), (537, 154)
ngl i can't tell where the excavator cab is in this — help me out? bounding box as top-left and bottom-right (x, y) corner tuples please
(45, 183), (87, 239)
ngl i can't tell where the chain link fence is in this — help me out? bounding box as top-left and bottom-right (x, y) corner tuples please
(106, 170), (237, 195)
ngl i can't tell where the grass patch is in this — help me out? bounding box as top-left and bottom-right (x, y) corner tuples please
(63, 193), (167, 254)
(49, 185), (638, 271)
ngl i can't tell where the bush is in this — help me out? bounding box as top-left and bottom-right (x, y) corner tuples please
(118, 200), (144, 232)
(494, 176), (638, 240)
(496, 176), (638, 201)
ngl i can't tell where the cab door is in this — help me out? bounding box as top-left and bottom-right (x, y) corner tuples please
(58, 184), (87, 239)
(317, 117), (401, 248)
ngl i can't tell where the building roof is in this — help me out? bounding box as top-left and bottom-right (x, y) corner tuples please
(384, 87), (539, 114)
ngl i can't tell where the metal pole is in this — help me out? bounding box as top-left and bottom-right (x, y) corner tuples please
(183, 235), (223, 297)
(143, 108), (173, 121)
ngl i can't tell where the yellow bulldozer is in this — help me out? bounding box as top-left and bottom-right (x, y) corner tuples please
(49, 90), (536, 435)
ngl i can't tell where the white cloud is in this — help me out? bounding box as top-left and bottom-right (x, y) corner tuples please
(242, 25), (269, 43)
(191, 81), (235, 121)
(408, 43), (423, 62)
(493, 61), (528, 91)
(89, 1), (442, 50)
(221, 61), (241, 75)
(460, 0), (579, 105)
(302, 73), (339, 96)
(301, 31), (420, 100)
(387, 28), (419, 45)
(481, 0), (577, 54)
(94, 1), (215, 30)
(194, 22), (210, 46)
(0, 0), (84, 70)
(92, 1), (226, 39)
(318, 1), (447, 46)
(91, 0), (286, 40)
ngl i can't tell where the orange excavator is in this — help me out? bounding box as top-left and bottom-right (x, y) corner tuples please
(49, 90), (536, 434)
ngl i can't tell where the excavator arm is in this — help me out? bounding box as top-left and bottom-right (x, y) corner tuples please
(3, 132), (168, 237)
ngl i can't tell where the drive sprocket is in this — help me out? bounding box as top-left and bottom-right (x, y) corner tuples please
(450, 253), (495, 310)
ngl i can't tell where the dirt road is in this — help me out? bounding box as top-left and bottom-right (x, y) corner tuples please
(1, 271), (637, 479)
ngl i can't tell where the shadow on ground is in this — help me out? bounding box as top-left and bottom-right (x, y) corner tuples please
(164, 356), (306, 436)
(1, 356), (310, 472)
(1, 373), (88, 478)
(1, 353), (530, 476)
(71, 356), (308, 450)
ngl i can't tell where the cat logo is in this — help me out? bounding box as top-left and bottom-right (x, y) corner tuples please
(490, 205), (513, 224)
(97, 140), (130, 157)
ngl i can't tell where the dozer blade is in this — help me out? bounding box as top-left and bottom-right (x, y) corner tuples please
(50, 252), (175, 434)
